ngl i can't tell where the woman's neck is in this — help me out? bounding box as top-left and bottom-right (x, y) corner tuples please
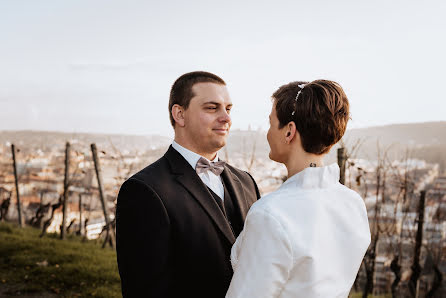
(285, 151), (325, 179)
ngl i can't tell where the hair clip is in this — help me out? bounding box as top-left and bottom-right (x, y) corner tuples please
(291, 84), (307, 116)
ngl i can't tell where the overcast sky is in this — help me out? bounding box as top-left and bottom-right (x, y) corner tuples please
(1, 0), (445, 137)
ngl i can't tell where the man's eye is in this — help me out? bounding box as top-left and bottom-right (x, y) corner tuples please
(207, 107), (217, 110)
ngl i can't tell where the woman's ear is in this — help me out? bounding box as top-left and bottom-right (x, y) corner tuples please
(285, 122), (297, 144)
(172, 104), (185, 127)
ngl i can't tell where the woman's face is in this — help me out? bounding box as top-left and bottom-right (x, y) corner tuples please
(267, 104), (288, 163)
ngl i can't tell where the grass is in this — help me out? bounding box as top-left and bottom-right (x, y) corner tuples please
(0, 222), (393, 297)
(0, 222), (121, 297)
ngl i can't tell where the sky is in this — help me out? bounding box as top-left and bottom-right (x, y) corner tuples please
(1, 0), (445, 137)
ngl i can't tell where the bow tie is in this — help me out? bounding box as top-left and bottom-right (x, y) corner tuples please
(195, 157), (226, 176)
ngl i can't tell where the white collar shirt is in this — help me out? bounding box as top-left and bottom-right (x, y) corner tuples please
(171, 141), (225, 200)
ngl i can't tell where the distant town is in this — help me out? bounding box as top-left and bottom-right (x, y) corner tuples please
(0, 123), (445, 297)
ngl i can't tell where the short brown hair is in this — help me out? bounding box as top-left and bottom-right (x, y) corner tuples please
(272, 80), (350, 155)
(168, 71), (226, 127)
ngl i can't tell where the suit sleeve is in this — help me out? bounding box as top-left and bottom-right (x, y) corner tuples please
(116, 178), (170, 298)
(226, 209), (293, 298)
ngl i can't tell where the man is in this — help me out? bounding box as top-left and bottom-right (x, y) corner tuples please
(116, 71), (260, 297)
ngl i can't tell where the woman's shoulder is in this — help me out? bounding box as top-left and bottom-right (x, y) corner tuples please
(247, 182), (367, 230)
(246, 189), (302, 229)
(248, 190), (284, 215)
(249, 184), (317, 213)
(243, 192), (295, 246)
(334, 184), (368, 213)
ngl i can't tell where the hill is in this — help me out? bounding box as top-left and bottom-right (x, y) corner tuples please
(1, 121), (445, 168)
(339, 122), (446, 169)
(0, 222), (120, 297)
(0, 130), (171, 153)
(228, 122), (446, 167)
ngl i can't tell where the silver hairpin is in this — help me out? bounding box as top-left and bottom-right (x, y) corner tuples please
(291, 83), (306, 116)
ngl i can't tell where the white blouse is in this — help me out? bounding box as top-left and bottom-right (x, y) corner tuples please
(226, 164), (371, 298)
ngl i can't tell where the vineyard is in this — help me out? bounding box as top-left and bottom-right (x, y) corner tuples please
(0, 133), (445, 297)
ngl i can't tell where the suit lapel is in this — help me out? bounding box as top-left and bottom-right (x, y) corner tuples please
(221, 165), (250, 222)
(165, 146), (236, 244)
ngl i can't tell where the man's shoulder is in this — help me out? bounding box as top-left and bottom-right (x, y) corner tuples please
(224, 163), (256, 185)
(128, 155), (171, 187)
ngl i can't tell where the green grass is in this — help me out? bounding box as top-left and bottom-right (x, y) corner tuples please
(0, 222), (121, 297)
(0, 222), (393, 297)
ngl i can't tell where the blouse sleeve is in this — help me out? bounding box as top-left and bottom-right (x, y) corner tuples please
(226, 208), (293, 298)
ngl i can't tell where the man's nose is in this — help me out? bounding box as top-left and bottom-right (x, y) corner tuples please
(219, 109), (231, 123)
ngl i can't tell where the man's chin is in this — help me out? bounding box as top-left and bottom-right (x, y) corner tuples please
(216, 141), (227, 150)
(212, 139), (227, 151)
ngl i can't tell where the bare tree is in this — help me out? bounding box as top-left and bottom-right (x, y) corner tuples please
(386, 148), (417, 297)
(40, 195), (63, 237)
(60, 142), (71, 239)
(77, 192), (84, 236)
(425, 234), (444, 298)
(242, 129), (260, 172)
(108, 137), (135, 183)
(29, 201), (51, 228)
(339, 138), (364, 189)
(408, 190), (426, 297)
(11, 144), (23, 227)
(361, 142), (391, 298)
(0, 187), (12, 221)
(39, 147), (86, 238)
(8, 145), (37, 226)
(425, 186), (446, 297)
(66, 218), (76, 234)
(91, 143), (116, 248)
(56, 144), (88, 239)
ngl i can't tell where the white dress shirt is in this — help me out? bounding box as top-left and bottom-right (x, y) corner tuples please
(226, 163), (371, 298)
(171, 141), (225, 200)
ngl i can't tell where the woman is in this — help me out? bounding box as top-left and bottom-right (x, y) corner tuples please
(226, 80), (371, 298)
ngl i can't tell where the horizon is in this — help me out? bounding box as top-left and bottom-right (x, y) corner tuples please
(1, 120), (445, 138)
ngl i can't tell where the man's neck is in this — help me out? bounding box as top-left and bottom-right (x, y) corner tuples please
(173, 138), (217, 161)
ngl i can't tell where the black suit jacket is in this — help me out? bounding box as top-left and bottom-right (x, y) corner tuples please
(116, 146), (260, 298)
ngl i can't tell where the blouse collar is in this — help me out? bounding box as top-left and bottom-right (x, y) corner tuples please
(281, 163), (340, 190)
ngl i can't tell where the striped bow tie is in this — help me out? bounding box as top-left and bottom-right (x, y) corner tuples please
(195, 157), (226, 176)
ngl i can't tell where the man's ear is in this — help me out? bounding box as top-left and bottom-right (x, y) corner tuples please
(172, 104), (186, 127)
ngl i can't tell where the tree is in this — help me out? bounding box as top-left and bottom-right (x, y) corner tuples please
(361, 142), (391, 298)
(0, 187), (12, 221)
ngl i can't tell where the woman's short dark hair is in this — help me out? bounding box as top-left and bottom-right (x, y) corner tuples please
(272, 80), (350, 155)
(169, 71), (226, 127)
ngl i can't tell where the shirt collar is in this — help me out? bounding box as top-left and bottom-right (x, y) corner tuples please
(281, 163), (340, 190)
(171, 141), (219, 170)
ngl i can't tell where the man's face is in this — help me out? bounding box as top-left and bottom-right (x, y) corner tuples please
(183, 82), (232, 155)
